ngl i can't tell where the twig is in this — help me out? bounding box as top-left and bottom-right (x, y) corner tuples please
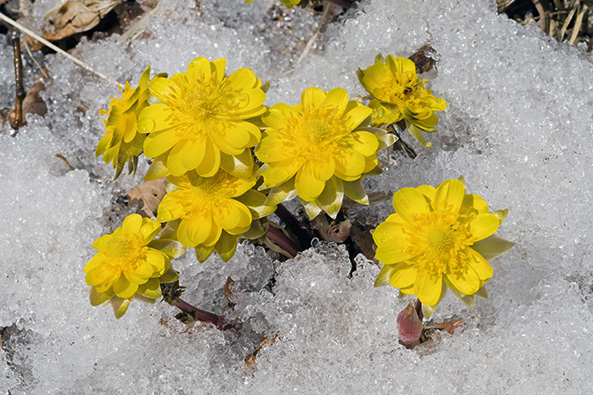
(568, 4), (587, 45)
(532, 0), (549, 32)
(0, 11), (122, 89)
(295, 3), (331, 67)
(559, 0), (579, 40)
(12, 34), (25, 133)
(23, 40), (49, 80)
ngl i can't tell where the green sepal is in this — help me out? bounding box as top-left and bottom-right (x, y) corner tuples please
(144, 159), (169, 181)
(475, 283), (488, 299)
(471, 234), (514, 260)
(89, 287), (112, 306)
(265, 177), (297, 206)
(220, 150), (254, 179)
(215, 231), (239, 262)
(137, 278), (162, 299)
(195, 245), (215, 263)
(111, 297), (131, 319)
(444, 276), (475, 308)
(301, 198), (322, 220)
(343, 179), (369, 205)
(242, 219), (266, 240)
(316, 176), (344, 219)
(374, 264), (393, 287)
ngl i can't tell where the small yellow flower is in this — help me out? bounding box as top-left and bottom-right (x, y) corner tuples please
(96, 67), (152, 179)
(256, 87), (396, 219)
(84, 214), (180, 318)
(157, 168), (276, 262)
(358, 55), (447, 147)
(373, 178), (513, 315)
(137, 57), (266, 178)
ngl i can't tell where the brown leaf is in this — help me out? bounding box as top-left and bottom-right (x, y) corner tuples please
(43, 0), (122, 42)
(22, 80), (47, 117)
(3, 80), (47, 129)
(126, 178), (166, 218)
(244, 332), (279, 370)
(408, 44), (438, 75)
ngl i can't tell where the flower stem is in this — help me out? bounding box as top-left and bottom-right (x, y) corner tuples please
(275, 203), (312, 250)
(266, 224), (300, 259)
(174, 298), (235, 331)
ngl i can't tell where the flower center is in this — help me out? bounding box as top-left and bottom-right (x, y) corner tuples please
(104, 234), (147, 272)
(162, 73), (244, 140)
(404, 211), (474, 275)
(173, 171), (241, 217)
(281, 106), (349, 161)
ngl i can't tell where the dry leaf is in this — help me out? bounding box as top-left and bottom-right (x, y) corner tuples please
(126, 178), (166, 218)
(43, 0), (122, 42)
(408, 44), (438, 75)
(3, 80), (47, 128)
(244, 332), (279, 370)
(22, 80), (47, 117)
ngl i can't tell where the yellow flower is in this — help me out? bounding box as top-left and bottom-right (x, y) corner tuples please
(358, 54), (447, 147)
(137, 57), (266, 178)
(96, 67), (152, 179)
(255, 87), (396, 220)
(157, 168), (276, 262)
(84, 214), (181, 318)
(373, 178), (513, 315)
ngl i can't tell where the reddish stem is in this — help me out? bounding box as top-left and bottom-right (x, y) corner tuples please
(174, 298), (235, 331)
(266, 224), (300, 258)
(275, 203), (312, 250)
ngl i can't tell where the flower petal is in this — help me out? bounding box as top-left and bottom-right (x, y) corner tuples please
(470, 213), (501, 241)
(113, 275), (139, 299)
(389, 262), (417, 289)
(392, 187), (430, 223)
(295, 164), (326, 201)
(414, 271), (442, 306)
(433, 179), (465, 214)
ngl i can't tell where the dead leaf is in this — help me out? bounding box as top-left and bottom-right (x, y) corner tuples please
(244, 332), (279, 370)
(22, 80), (47, 117)
(408, 44), (438, 75)
(126, 178), (166, 218)
(43, 0), (122, 42)
(4, 80), (47, 128)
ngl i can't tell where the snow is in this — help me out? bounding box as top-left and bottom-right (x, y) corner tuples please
(2, 0), (593, 393)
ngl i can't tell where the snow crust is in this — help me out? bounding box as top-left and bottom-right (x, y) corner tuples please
(2, 0), (593, 393)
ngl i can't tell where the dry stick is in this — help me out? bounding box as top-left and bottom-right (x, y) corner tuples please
(532, 0), (549, 32)
(12, 34), (26, 133)
(568, 4), (587, 45)
(23, 40), (50, 80)
(559, 0), (579, 40)
(0, 11), (122, 89)
(284, 2), (333, 74)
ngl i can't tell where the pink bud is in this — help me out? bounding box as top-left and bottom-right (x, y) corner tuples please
(397, 301), (423, 349)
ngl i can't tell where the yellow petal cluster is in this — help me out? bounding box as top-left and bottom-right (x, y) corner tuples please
(84, 214), (179, 318)
(138, 57), (266, 178)
(256, 87), (396, 219)
(373, 179), (513, 314)
(157, 168), (276, 262)
(358, 55), (447, 147)
(96, 67), (152, 179)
